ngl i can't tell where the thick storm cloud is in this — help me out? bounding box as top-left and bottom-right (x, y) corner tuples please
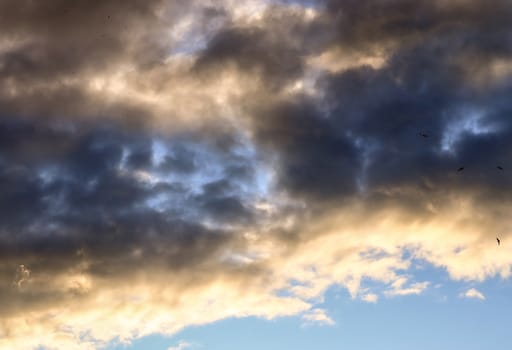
(1, 0), (512, 349)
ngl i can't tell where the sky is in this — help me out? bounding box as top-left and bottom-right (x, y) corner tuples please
(1, 0), (512, 349)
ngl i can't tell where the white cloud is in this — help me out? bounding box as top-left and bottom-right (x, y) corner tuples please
(384, 277), (429, 297)
(361, 293), (378, 303)
(168, 341), (194, 350)
(302, 308), (335, 326)
(3, 195), (512, 350)
(13, 265), (31, 289)
(461, 288), (485, 301)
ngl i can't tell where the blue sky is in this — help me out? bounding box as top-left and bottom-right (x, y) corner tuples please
(109, 271), (512, 350)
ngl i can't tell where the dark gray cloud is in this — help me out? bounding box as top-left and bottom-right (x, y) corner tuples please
(0, 118), (262, 319)
(207, 0), (512, 208)
(0, 0), (166, 73)
(193, 26), (304, 89)
(159, 145), (197, 174)
(193, 4), (330, 88)
(318, 38), (512, 202)
(2, 0), (512, 347)
(251, 98), (362, 201)
(2, 0), (512, 278)
(323, 0), (512, 54)
(0, 0), (197, 123)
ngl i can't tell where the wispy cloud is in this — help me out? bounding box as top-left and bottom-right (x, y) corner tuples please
(385, 278), (430, 297)
(461, 288), (486, 301)
(361, 293), (379, 303)
(168, 341), (194, 350)
(302, 309), (335, 326)
(12, 264), (31, 289)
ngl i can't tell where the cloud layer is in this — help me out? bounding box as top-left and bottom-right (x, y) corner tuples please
(1, 0), (512, 349)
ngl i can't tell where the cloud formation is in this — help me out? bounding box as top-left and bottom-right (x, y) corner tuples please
(1, 0), (512, 349)
(168, 341), (194, 350)
(302, 308), (335, 326)
(461, 288), (486, 301)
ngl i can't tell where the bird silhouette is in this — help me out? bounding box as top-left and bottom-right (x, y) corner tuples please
(497, 166), (504, 170)
(497, 237), (501, 246)
(457, 167), (464, 172)
(418, 132), (429, 138)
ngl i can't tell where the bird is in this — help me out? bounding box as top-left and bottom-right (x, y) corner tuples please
(418, 132), (429, 138)
(497, 237), (501, 246)
(497, 166), (504, 171)
(457, 167), (464, 172)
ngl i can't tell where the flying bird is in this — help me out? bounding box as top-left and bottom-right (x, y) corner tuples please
(497, 237), (501, 246)
(418, 132), (429, 138)
(497, 166), (504, 170)
(457, 167), (464, 172)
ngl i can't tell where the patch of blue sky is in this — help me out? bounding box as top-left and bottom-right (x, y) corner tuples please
(168, 33), (208, 58)
(104, 270), (512, 350)
(106, 334), (176, 350)
(150, 139), (224, 193)
(153, 132), (270, 193)
(441, 107), (499, 154)
(166, 7), (226, 59)
(37, 165), (61, 186)
(138, 133), (275, 227)
(272, 0), (322, 10)
(151, 139), (168, 166)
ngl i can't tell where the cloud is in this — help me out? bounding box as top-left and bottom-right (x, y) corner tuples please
(12, 265), (31, 289)
(168, 341), (194, 350)
(1, 0), (512, 349)
(461, 288), (486, 301)
(361, 293), (378, 303)
(385, 278), (430, 297)
(302, 308), (335, 326)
